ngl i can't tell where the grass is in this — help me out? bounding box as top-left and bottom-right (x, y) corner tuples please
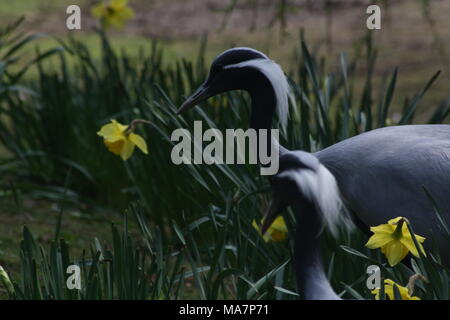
(0, 13), (449, 300)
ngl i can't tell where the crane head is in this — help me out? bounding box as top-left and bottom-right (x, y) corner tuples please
(261, 151), (320, 234)
(262, 151), (346, 237)
(177, 47), (270, 114)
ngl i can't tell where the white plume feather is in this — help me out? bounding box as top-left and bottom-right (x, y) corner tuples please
(224, 58), (292, 129)
(279, 164), (352, 237)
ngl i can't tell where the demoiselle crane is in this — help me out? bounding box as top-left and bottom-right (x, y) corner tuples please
(261, 150), (348, 299)
(177, 47), (450, 269)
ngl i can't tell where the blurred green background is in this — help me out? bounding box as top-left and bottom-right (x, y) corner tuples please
(2, 0), (449, 110)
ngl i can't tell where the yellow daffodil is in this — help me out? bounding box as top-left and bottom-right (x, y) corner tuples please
(91, 0), (134, 29)
(97, 119), (148, 160)
(252, 216), (287, 242)
(365, 217), (426, 267)
(371, 279), (420, 300)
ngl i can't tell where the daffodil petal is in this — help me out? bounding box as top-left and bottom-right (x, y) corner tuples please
(98, 119), (128, 140)
(365, 233), (393, 249)
(371, 288), (380, 300)
(377, 279), (420, 300)
(400, 236), (426, 258)
(370, 224), (394, 234)
(383, 240), (409, 266)
(120, 138), (135, 160)
(384, 285), (395, 300)
(271, 216), (288, 233)
(388, 217), (404, 225)
(111, 119), (128, 132)
(129, 133), (148, 154)
(398, 285), (412, 300)
(104, 139), (124, 155)
(252, 217), (287, 243)
(401, 229), (426, 243)
(97, 124), (122, 142)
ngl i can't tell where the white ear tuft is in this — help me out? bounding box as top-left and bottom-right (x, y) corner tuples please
(286, 164), (353, 237)
(224, 58), (290, 129)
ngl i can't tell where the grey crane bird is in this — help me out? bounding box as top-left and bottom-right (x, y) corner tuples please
(262, 150), (349, 300)
(177, 47), (450, 295)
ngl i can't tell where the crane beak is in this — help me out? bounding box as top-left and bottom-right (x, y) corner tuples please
(261, 199), (283, 235)
(177, 84), (213, 114)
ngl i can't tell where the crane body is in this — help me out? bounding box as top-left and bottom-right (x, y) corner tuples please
(316, 124), (450, 265)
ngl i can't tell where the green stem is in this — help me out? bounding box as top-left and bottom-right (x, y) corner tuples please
(125, 119), (152, 135)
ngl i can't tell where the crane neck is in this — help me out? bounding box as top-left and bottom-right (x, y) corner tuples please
(292, 201), (341, 300)
(247, 75), (289, 157)
(248, 73), (276, 131)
